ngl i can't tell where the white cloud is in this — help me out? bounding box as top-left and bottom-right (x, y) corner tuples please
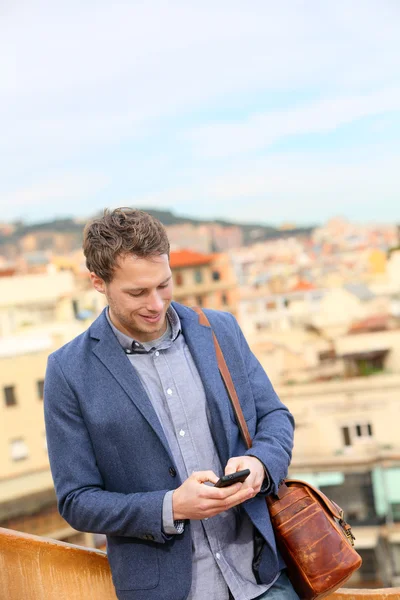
(206, 153), (399, 202)
(185, 88), (400, 158)
(2, 1), (399, 137)
(2, 172), (109, 208)
(0, 0), (399, 222)
(128, 148), (400, 224)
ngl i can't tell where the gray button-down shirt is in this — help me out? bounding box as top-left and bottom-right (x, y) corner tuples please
(106, 307), (275, 600)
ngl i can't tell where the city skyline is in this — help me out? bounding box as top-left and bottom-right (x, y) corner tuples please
(0, 207), (398, 229)
(1, 1), (399, 225)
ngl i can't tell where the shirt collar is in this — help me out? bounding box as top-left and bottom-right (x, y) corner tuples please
(106, 305), (181, 354)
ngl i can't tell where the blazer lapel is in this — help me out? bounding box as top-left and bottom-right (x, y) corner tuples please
(90, 311), (173, 461)
(175, 304), (232, 467)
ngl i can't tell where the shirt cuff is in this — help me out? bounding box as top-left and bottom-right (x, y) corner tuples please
(248, 454), (271, 494)
(162, 490), (185, 535)
(259, 468), (271, 494)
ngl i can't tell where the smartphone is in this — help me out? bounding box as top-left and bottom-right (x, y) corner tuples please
(214, 469), (250, 488)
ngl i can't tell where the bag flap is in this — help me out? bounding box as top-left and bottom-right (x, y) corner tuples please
(284, 479), (344, 520)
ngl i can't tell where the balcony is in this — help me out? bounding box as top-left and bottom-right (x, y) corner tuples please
(1, 527), (399, 600)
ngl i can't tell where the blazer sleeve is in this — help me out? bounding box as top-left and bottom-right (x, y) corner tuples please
(44, 353), (170, 543)
(230, 315), (295, 494)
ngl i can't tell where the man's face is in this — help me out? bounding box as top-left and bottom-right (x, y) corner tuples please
(91, 253), (173, 342)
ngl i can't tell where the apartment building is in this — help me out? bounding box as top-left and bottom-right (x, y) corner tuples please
(0, 272), (76, 336)
(165, 223), (243, 254)
(312, 284), (389, 338)
(245, 286), (400, 587)
(165, 224), (213, 253)
(238, 284), (325, 339)
(0, 270), (99, 547)
(238, 281), (392, 341)
(277, 374), (400, 587)
(170, 249), (238, 316)
(251, 314), (400, 389)
(0, 324), (93, 547)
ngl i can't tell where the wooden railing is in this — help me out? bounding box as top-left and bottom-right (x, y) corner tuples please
(1, 527), (399, 600)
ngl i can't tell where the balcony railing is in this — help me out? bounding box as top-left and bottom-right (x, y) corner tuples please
(1, 527), (399, 600)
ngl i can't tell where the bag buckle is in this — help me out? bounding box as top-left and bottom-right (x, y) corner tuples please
(339, 510), (356, 547)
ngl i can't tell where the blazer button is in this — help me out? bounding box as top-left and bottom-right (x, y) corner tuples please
(169, 467), (177, 477)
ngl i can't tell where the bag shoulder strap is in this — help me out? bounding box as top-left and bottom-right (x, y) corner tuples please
(191, 309), (352, 521)
(192, 307), (252, 449)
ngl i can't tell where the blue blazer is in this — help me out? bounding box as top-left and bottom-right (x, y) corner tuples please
(44, 303), (294, 600)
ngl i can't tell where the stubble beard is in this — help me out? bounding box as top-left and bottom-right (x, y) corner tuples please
(114, 302), (170, 340)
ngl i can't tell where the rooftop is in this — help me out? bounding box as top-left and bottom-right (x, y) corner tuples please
(290, 280), (316, 292)
(349, 314), (394, 334)
(344, 283), (375, 301)
(169, 249), (214, 268)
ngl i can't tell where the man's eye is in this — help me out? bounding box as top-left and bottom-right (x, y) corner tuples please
(128, 292), (142, 297)
(158, 284), (168, 289)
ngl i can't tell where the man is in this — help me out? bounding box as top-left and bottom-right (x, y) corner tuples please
(44, 208), (298, 600)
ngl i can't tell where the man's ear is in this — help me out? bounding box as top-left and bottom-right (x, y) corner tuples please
(90, 272), (106, 294)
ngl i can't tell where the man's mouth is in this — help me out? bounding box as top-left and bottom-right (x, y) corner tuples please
(139, 314), (162, 323)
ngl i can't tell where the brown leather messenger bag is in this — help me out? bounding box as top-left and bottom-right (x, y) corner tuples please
(193, 307), (362, 600)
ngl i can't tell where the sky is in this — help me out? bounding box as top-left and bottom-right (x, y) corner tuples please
(1, 0), (399, 226)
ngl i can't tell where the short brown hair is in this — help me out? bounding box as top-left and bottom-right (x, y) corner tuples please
(83, 208), (170, 282)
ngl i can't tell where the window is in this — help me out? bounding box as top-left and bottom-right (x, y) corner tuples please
(175, 272), (183, 286)
(311, 291), (324, 301)
(320, 471), (377, 525)
(37, 380), (44, 400)
(72, 299), (79, 317)
(356, 549), (379, 582)
(212, 271), (221, 281)
(4, 386), (17, 407)
(393, 542), (400, 575)
(319, 350), (336, 363)
(256, 322), (271, 331)
(392, 503), (400, 523)
(194, 269), (203, 284)
(195, 295), (203, 307)
(342, 426), (351, 447)
(355, 354), (386, 376)
(10, 439), (29, 461)
(341, 422), (373, 447)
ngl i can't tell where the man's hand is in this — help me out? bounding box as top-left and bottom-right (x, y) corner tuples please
(172, 470), (255, 520)
(225, 456), (265, 495)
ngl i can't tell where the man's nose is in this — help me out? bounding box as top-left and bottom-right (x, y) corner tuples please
(147, 291), (164, 312)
